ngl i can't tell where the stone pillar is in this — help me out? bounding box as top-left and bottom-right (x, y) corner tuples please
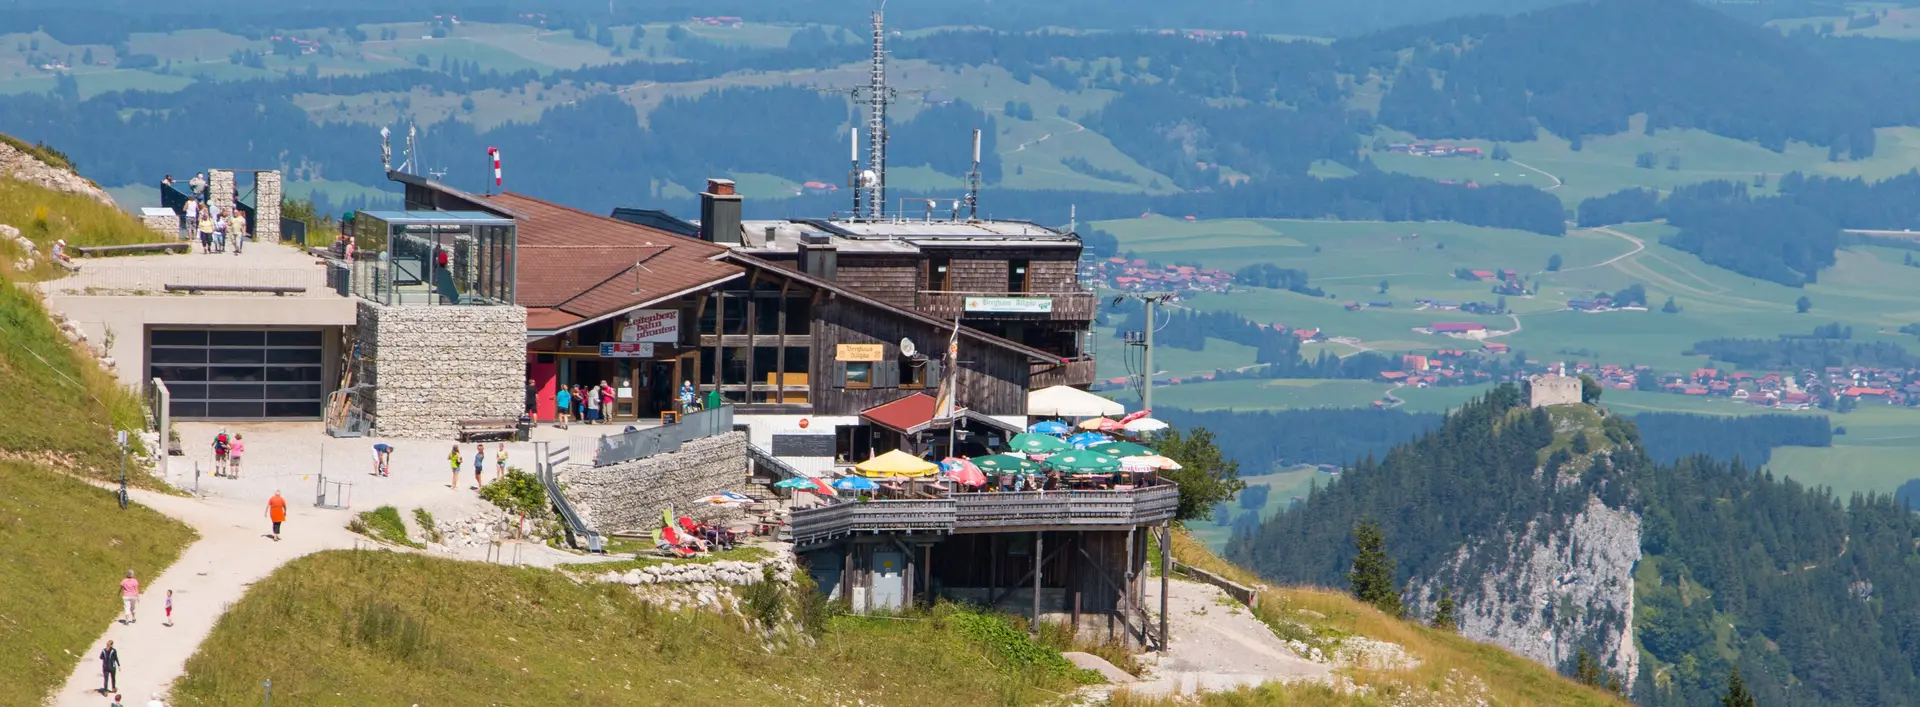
(254, 170), (282, 240)
(207, 169), (236, 220)
(355, 300), (526, 438)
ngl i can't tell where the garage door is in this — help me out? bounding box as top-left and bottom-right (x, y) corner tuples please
(148, 329), (327, 419)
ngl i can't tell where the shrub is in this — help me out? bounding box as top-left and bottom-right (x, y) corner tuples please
(478, 469), (548, 518)
(412, 508), (443, 543)
(352, 506), (421, 548)
(739, 564), (787, 629)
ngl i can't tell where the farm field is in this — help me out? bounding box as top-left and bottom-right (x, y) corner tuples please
(1187, 465), (1326, 549)
(1108, 378), (1388, 411)
(1373, 119), (1920, 206)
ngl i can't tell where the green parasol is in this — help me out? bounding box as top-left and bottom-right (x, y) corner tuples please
(974, 453), (1042, 475)
(1043, 451), (1122, 474)
(1087, 441), (1154, 457)
(1009, 432), (1070, 455)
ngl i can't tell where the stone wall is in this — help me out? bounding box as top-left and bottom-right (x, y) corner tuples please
(354, 301), (526, 438)
(254, 170), (281, 240)
(1529, 374), (1582, 407)
(138, 207), (179, 236)
(559, 431), (750, 534)
(207, 169), (235, 219)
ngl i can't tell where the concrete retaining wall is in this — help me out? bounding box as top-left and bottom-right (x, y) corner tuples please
(559, 431), (750, 534)
(355, 301), (525, 438)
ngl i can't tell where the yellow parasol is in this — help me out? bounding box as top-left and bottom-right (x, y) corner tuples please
(854, 449), (941, 478)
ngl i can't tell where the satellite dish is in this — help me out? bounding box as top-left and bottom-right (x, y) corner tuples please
(900, 337), (918, 358)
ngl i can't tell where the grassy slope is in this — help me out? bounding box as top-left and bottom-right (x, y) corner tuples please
(0, 160), (195, 703)
(0, 177), (164, 280)
(172, 550), (1086, 706)
(0, 461), (197, 706)
(1164, 530), (1629, 707)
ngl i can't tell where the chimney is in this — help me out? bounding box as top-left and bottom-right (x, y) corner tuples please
(699, 178), (741, 244)
(799, 231), (837, 280)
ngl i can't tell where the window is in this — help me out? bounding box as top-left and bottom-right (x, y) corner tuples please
(754, 295), (782, 334)
(835, 424), (874, 463)
(928, 256), (950, 291)
(783, 296), (812, 334)
(1008, 259), (1029, 293)
(901, 355), (938, 389)
(844, 361), (872, 389)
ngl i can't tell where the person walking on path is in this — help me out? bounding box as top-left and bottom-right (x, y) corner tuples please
(118, 570), (140, 624)
(211, 431), (229, 478)
(197, 207), (214, 253)
(525, 378), (538, 419)
(266, 490), (286, 541)
(472, 443), (485, 491)
(212, 213), (227, 254)
(229, 209), (246, 255)
(227, 434), (244, 479)
(447, 445), (462, 489)
(163, 589), (173, 627)
(554, 386), (572, 429)
(183, 199), (199, 243)
(98, 641), (120, 695)
(495, 443), (507, 483)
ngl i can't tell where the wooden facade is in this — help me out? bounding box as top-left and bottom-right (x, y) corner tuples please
(809, 294), (1032, 417)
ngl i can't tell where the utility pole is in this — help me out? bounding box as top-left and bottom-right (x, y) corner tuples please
(1116, 292), (1174, 412)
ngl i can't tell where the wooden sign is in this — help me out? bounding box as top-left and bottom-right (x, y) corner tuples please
(836, 343), (885, 361)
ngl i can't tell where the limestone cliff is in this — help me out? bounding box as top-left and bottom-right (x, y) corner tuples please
(1409, 482), (1642, 693)
(0, 136), (113, 206)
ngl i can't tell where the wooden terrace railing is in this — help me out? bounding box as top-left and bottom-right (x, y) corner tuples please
(789, 482), (1178, 545)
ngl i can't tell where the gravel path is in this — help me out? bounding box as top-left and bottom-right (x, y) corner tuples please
(1128, 576), (1333, 697)
(49, 421), (612, 705)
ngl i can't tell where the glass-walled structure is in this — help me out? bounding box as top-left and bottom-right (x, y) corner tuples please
(349, 211), (517, 306)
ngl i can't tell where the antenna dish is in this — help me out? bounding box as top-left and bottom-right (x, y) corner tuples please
(900, 337), (917, 358)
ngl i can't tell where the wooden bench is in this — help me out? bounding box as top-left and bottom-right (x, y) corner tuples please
(457, 418), (519, 442)
(162, 284), (306, 296)
(74, 242), (189, 257)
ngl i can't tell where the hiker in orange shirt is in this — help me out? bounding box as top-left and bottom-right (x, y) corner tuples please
(266, 490), (287, 541)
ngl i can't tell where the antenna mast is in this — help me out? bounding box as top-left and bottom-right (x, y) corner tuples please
(863, 9), (890, 220)
(965, 128), (982, 220)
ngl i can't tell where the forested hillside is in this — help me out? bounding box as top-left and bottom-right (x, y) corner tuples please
(1229, 388), (1920, 706)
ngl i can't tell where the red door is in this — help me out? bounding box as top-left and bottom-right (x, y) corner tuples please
(528, 356), (557, 422)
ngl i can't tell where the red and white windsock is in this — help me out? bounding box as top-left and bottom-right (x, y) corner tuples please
(488, 147), (501, 187)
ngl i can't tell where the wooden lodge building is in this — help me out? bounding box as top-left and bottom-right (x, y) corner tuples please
(389, 172), (1095, 473)
(388, 172), (1170, 643)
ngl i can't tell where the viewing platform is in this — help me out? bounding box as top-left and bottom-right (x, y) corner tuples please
(790, 482), (1178, 546)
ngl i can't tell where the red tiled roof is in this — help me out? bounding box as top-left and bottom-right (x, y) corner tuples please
(483, 192), (741, 331)
(860, 393), (942, 434)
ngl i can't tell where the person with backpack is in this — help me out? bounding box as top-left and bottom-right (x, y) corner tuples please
(212, 431), (230, 477)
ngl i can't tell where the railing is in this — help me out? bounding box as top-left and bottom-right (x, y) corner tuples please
(537, 440), (603, 553)
(280, 216), (309, 245)
(916, 290), (1097, 321)
(580, 405), (735, 467)
(789, 482), (1179, 545)
(46, 266), (331, 296)
(747, 441), (806, 480)
(1031, 357), (1098, 388)
(160, 181), (193, 216)
(790, 498), (958, 545)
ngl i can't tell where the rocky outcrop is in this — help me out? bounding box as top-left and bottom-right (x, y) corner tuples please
(0, 137), (112, 206)
(1409, 494), (1642, 692)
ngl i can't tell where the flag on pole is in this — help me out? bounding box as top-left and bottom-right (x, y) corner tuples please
(933, 318), (961, 419)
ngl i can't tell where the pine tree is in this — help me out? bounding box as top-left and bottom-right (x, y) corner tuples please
(1572, 432), (1590, 454)
(1720, 667), (1755, 707)
(1431, 587), (1458, 631)
(1348, 517), (1402, 617)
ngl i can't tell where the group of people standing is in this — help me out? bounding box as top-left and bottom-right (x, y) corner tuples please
(532, 378), (618, 429)
(164, 173), (248, 255)
(448, 442), (508, 491)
